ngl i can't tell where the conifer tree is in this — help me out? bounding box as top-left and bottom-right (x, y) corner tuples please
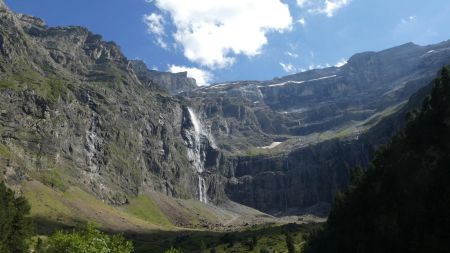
(0, 181), (33, 253)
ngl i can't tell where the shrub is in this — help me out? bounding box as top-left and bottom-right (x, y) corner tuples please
(43, 223), (133, 253)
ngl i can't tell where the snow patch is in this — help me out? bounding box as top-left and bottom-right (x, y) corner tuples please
(258, 142), (283, 149)
(260, 75), (337, 88)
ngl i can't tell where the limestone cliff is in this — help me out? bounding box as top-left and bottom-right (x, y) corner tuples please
(0, 2), (218, 205)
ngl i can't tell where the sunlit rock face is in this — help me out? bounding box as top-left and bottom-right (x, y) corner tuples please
(0, 2), (216, 205)
(185, 40), (450, 215)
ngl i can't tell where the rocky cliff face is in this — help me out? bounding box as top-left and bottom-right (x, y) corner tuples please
(0, 2), (218, 205)
(184, 40), (450, 215)
(129, 60), (198, 94)
(2, 0), (450, 217)
(190, 41), (450, 148)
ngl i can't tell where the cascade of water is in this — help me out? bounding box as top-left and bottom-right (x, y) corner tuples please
(187, 107), (208, 203)
(85, 116), (99, 173)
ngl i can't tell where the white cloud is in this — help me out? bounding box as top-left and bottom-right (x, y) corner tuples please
(401, 15), (417, 25)
(335, 58), (347, 67)
(153, 0), (293, 69)
(297, 0), (350, 17)
(296, 0), (310, 7)
(285, 51), (299, 58)
(298, 18), (306, 27)
(168, 65), (213, 86)
(316, 0), (350, 17)
(143, 13), (169, 49)
(306, 63), (328, 70)
(280, 62), (297, 73)
(143, 13), (165, 35)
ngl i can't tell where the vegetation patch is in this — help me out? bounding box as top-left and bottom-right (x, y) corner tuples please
(132, 223), (320, 253)
(0, 79), (18, 90)
(36, 169), (69, 192)
(123, 195), (172, 227)
(0, 143), (12, 160)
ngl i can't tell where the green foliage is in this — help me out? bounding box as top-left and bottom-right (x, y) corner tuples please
(0, 69), (68, 103)
(132, 223), (316, 253)
(285, 233), (295, 253)
(43, 223), (133, 253)
(37, 170), (68, 192)
(304, 67), (450, 253)
(44, 78), (67, 102)
(0, 143), (12, 160)
(165, 247), (182, 253)
(0, 181), (33, 253)
(0, 79), (18, 90)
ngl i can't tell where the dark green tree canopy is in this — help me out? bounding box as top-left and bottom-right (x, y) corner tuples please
(0, 181), (33, 253)
(304, 67), (450, 253)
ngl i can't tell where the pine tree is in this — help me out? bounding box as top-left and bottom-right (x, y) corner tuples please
(0, 181), (33, 253)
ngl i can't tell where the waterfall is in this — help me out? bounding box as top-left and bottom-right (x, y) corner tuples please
(85, 116), (100, 173)
(187, 107), (208, 204)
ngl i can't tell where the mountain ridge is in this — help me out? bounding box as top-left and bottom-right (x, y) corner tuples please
(1, 0), (450, 224)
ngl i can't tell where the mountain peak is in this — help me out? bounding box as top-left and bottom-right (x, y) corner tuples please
(0, 0), (8, 10)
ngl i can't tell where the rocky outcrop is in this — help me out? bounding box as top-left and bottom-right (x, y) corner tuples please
(0, 3), (217, 205)
(219, 74), (436, 215)
(130, 60), (197, 94)
(220, 139), (368, 214)
(186, 41), (450, 215)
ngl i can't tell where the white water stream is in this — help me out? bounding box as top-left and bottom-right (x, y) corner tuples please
(187, 108), (208, 203)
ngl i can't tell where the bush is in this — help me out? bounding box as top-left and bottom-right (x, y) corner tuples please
(285, 233), (295, 253)
(43, 223), (133, 253)
(165, 247), (182, 253)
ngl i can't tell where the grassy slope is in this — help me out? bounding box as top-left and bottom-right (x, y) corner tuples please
(22, 180), (275, 231)
(22, 180), (170, 234)
(121, 195), (172, 227)
(21, 180), (320, 253)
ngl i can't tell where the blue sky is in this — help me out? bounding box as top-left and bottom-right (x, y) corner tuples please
(5, 0), (450, 85)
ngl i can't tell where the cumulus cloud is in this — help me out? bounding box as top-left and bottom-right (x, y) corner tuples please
(168, 65), (213, 86)
(143, 13), (164, 35)
(297, 0), (350, 17)
(143, 13), (169, 49)
(315, 0), (350, 17)
(153, 0), (293, 69)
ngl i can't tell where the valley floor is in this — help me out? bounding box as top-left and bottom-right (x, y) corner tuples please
(23, 180), (322, 252)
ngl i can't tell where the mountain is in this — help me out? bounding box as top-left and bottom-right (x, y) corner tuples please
(303, 68), (450, 253)
(188, 41), (450, 152)
(1, 0), (450, 230)
(0, 1), (211, 203)
(1, 1), (290, 233)
(184, 39), (450, 215)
